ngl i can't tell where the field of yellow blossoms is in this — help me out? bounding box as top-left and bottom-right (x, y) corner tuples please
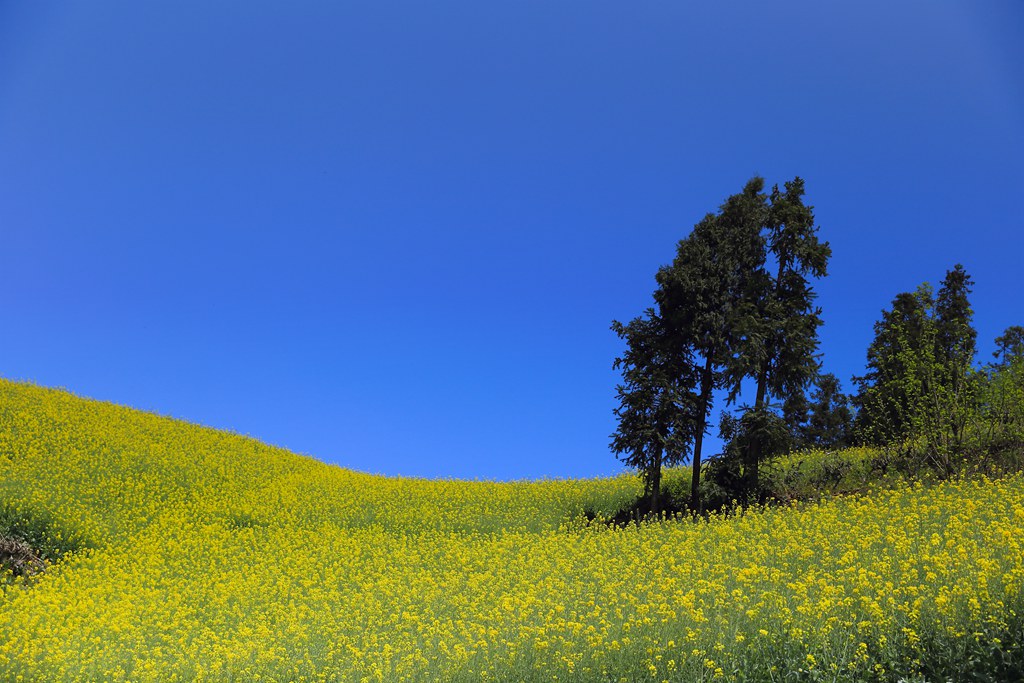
(2, 379), (1023, 681)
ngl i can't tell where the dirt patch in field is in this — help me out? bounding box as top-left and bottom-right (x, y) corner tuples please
(1, 503), (88, 584)
(0, 534), (46, 578)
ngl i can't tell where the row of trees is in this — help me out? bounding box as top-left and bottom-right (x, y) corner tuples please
(610, 177), (830, 513)
(612, 176), (1024, 515)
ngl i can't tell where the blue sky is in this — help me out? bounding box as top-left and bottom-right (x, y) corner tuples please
(1, 1), (1022, 480)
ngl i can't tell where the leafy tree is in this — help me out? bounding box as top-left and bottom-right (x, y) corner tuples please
(852, 266), (979, 474)
(852, 288), (932, 445)
(979, 327), (1024, 455)
(610, 310), (699, 513)
(654, 178), (766, 512)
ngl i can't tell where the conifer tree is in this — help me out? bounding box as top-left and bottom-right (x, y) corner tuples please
(610, 310), (700, 513)
(936, 264), (976, 370)
(853, 287), (933, 445)
(993, 326), (1024, 367)
(738, 178), (831, 500)
(618, 176), (829, 509)
(782, 388), (811, 449)
(934, 264), (977, 446)
(654, 178), (766, 512)
(802, 373), (853, 448)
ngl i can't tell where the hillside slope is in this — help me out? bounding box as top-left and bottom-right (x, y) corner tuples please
(2, 379), (1023, 682)
(0, 380), (639, 541)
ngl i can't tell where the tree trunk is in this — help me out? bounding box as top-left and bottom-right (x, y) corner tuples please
(650, 449), (662, 515)
(690, 354), (715, 514)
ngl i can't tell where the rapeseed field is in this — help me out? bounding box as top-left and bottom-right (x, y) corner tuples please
(1, 379), (1022, 681)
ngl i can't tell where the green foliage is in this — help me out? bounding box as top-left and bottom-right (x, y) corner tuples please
(994, 325), (1024, 366)
(610, 310), (700, 512)
(935, 263), (977, 368)
(0, 501), (88, 584)
(760, 447), (886, 502)
(761, 350), (1024, 502)
(707, 406), (793, 505)
(854, 287), (932, 445)
(656, 177), (768, 397)
(746, 178), (831, 403)
(974, 355), (1024, 468)
(786, 372), (853, 450)
(853, 266), (984, 476)
(804, 373), (853, 448)
(654, 177), (767, 511)
(646, 175), (830, 510)
(707, 177), (831, 503)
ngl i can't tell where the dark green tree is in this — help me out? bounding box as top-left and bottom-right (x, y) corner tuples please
(935, 264), (976, 370)
(782, 387), (810, 449)
(852, 288), (932, 445)
(621, 176), (829, 509)
(853, 267), (979, 474)
(738, 178), (831, 500)
(706, 406), (790, 508)
(802, 373), (853, 448)
(654, 178), (766, 512)
(994, 326), (1024, 366)
(610, 310), (700, 513)
(983, 327), (1024, 447)
(933, 264), (977, 447)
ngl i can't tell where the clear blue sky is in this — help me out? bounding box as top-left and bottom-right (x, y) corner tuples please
(2, 1), (1022, 480)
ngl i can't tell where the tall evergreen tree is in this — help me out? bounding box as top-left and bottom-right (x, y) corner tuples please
(739, 178), (831, 500)
(610, 310), (700, 513)
(782, 387), (810, 448)
(619, 175), (829, 509)
(852, 286), (933, 445)
(654, 178), (766, 512)
(934, 264), (977, 446)
(935, 264), (976, 370)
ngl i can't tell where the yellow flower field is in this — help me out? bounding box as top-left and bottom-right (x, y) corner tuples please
(1, 379), (1022, 681)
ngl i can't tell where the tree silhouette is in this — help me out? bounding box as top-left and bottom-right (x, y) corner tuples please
(737, 178), (831, 500)
(994, 326), (1024, 367)
(610, 310), (700, 513)
(655, 178), (766, 512)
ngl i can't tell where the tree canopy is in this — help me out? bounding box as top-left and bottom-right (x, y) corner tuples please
(994, 326), (1024, 367)
(852, 265), (978, 469)
(654, 177), (766, 511)
(613, 176), (831, 510)
(609, 309), (700, 512)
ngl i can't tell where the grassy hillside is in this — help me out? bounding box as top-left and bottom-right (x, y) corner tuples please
(2, 379), (1023, 681)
